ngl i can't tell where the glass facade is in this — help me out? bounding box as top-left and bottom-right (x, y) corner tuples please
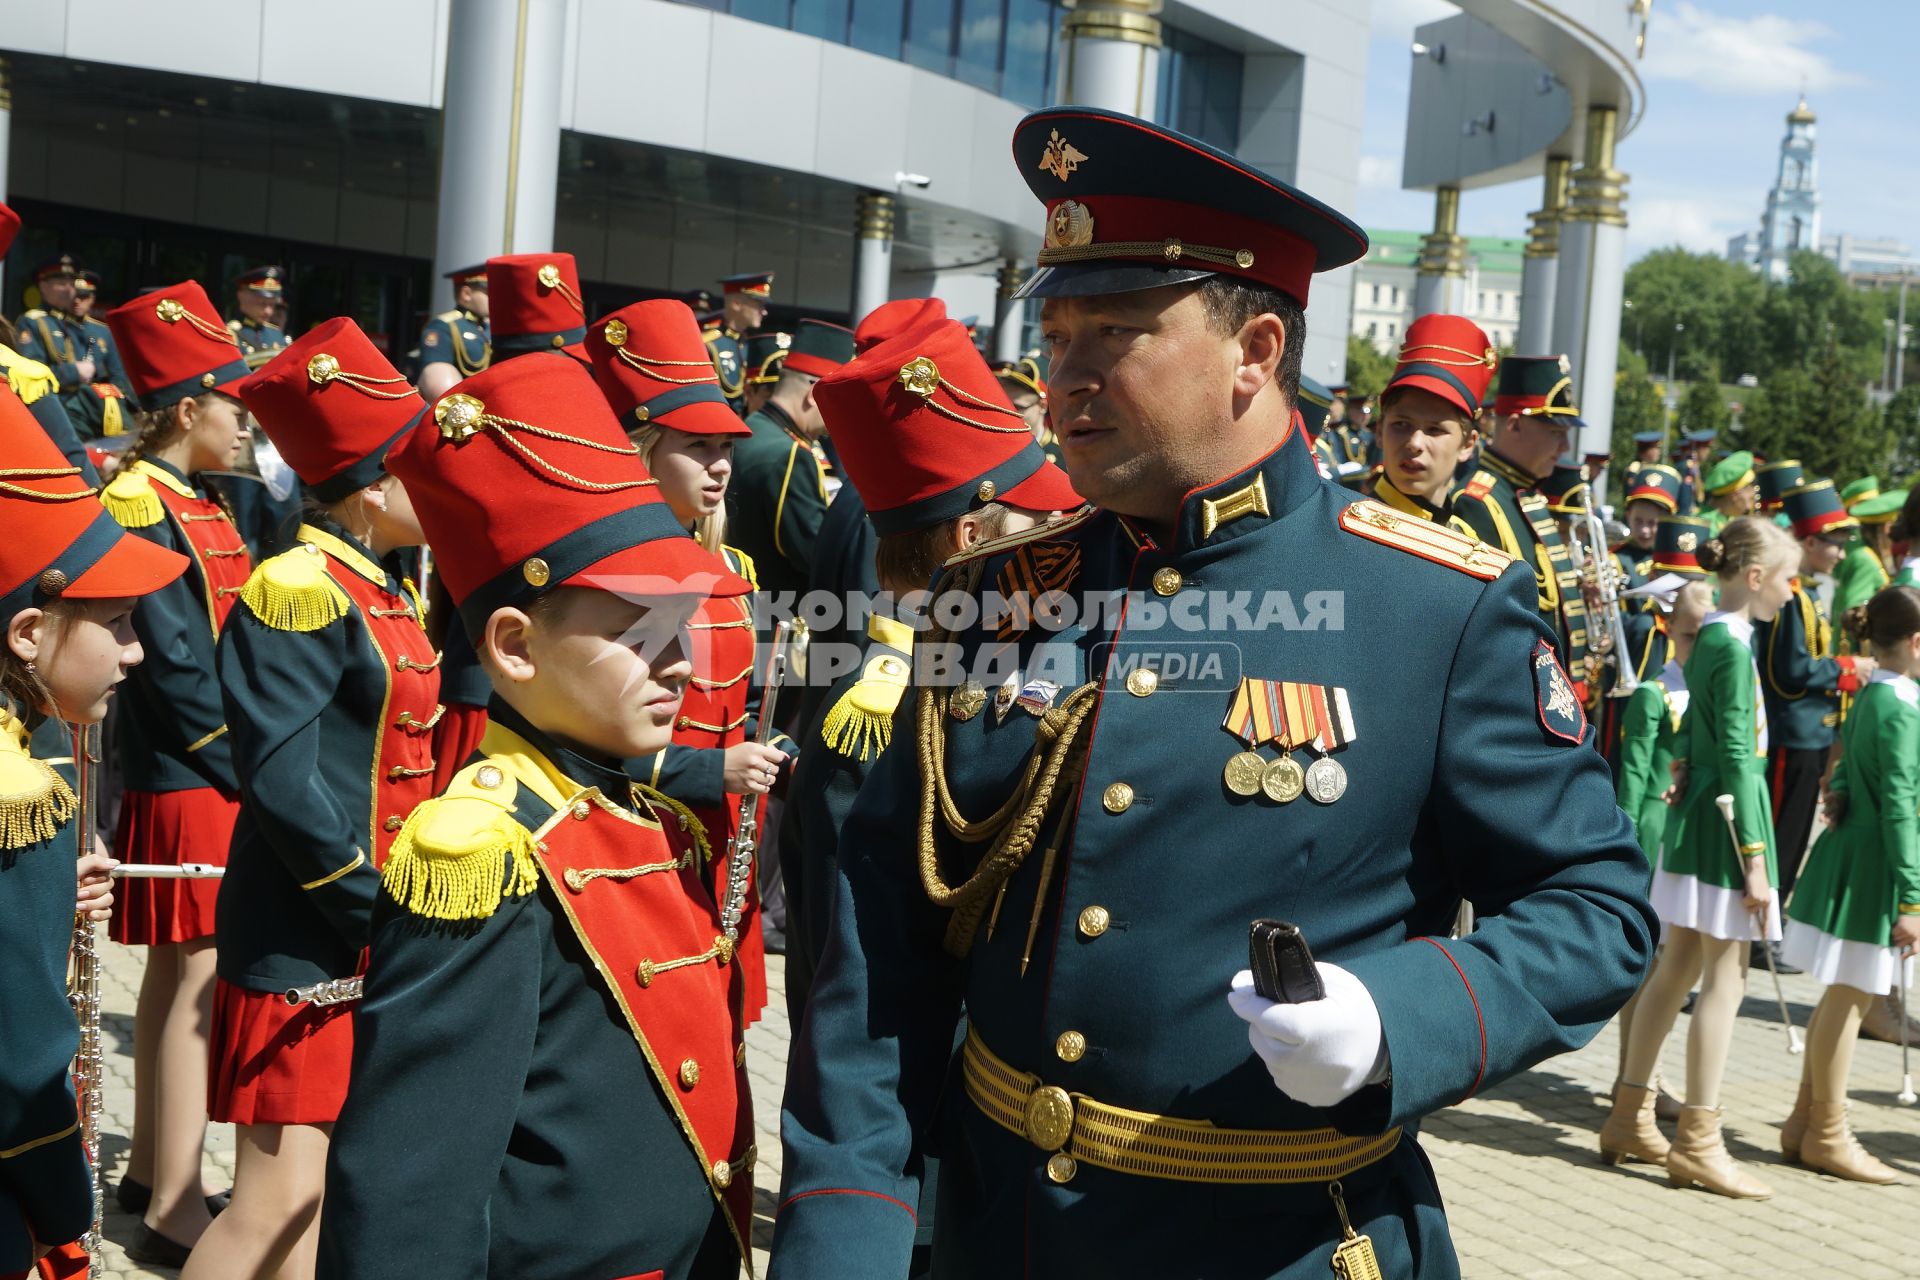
(1157, 25), (1242, 152)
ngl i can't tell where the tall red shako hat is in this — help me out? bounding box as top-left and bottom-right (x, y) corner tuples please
(0, 394), (187, 626)
(854, 297), (946, 355)
(1382, 314), (1497, 419)
(104, 281), (251, 409)
(387, 354), (748, 635)
(815, 315), (1081, 536)
(487, 253), (588, 361)
(585, 300), (751, 437)
(239, 317), (430, 503)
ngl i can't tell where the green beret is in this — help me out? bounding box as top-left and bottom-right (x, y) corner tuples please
(1703, 450), (1755, 497)
(1841, 476), (1881, 508)
(1853, 490), (1907, 524)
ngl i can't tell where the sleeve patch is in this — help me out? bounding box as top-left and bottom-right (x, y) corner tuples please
(1533, 638), (1587, 745)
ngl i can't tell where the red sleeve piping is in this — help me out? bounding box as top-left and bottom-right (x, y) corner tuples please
(1417, 936), (1487, 1100)
(776, 1187), (917, 1224)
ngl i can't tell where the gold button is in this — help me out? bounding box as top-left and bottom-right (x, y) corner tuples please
(1046, 1152), (1078, 1184)
(200, 372), (216, 388)
(523, 557), (551, 587)
(1125, 668), (1158, 697)
(571, 800), (592, 821)
(1151, 567), (1182, 596)
(679, 1058), (700, 1090)
(977, 479), (997, 501)
(1055, 1030), (1087, 1062)
(474, 765), (504, 790)
(1102, 782), (1134, 814)
(710, 1159), (732, 1190)
(1077, 905), (1110, 939)
(550, 333), (566, 348)
(382, 815), (403, 833)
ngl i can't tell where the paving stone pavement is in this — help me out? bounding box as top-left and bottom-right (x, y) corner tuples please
(88, 939), (1920, 1277)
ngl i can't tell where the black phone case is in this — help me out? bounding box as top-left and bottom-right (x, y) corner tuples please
(1249, 919), (1325, 1003)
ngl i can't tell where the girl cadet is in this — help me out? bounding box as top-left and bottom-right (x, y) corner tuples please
(99, 282), (257, 1265)
(1777, 585), (1920, 1183)
(585, 298), (792, 1027)
(1601, 515), (1800, 1199)
(0, 392), (185, 1276)
(183, 319), (440, 1280)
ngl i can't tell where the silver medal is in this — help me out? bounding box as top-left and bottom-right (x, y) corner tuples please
(1304, 755), (1347, 805)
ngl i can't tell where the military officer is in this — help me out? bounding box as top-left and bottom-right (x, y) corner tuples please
(1622, 430), (1663, 488)
(741, 330), (790, 418)
(1699, 449), (1757, 535)
(416, 263), (491, 399)
(1675, 428), (1715, 508)
(1452, 354), (1590, 683)
(227, 266), (291, 370)
(705, 271), (773, 409)
(13, 253), (136, 439)
(1365, 313), (1494, 528)
(1298, 374), (1345, 482)
(726, 319), (853, 601)
(770, 105), (1655, 1280)
(72, 269), (102, 318)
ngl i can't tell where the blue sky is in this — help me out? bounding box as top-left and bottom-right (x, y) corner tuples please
(1355, 0), (1919, 263)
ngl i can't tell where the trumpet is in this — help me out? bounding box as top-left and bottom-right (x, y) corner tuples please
(66, 724), (105, 1265)
(720, 620), (798, 943)
(1565, 482), (1640, 699)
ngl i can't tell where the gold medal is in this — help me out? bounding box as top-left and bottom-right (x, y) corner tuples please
(1261, 754), (1305, 804)
(949, 680), (987, 722)
(1223, 751), (1267, 797)
(1305, 755), (1347, 805)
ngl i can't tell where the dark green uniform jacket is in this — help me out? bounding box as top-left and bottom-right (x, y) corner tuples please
(789, 484), (881, 738)
(1452, 448), (1588, 677)
(320, 701), (748, 1280)
(215, 522), (443, 992)
(0, 714), (93, 1271)
(704, 327), (747, 405)
(10, 307), (134, 439)
(771, 433), (1655, 1279)
(228, 317), (289, 370)
(728, 402), (829, 601)
(416, 308), (491, 381)
(1753, 583), (1857, 751)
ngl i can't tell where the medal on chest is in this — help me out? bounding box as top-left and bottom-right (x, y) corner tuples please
(1221, 679), (1358, 804)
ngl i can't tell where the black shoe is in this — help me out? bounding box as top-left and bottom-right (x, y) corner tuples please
(1769, 943), (1803, 976)
(206, 1189), (232, 1216)
(127, 1224), (194, 1268)
(116, 1175), (151, 1215)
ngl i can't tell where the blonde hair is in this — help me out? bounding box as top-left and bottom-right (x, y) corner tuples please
(629, 424), (727, 552)
(1697, 515), (1797, 580)
(1, 601), (73, 727)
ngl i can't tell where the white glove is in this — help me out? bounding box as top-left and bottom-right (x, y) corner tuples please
(1227, 963), (1388, 1108)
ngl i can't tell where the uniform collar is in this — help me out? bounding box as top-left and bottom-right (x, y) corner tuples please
(757, 400), (809, 448)
(132, 456), (200, 498)
(1372, 474), (1445, 522)
(1151, 424), (1321, 553)
(484, 697), (637, 812)
(459, 309), (485, 327)
(296, 520), (395, 592)
(1480, 448), (1540, 491)
(1703, 610), (1754, 645)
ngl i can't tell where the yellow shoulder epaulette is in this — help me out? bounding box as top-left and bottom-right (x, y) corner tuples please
(1460, 470), (1497, 502)
(821, 616), (915, 762)
(724, 544), (760, 591)
(0, 345), (58, 406)
(702, 328), (722, 346)
(238, 545), (351, 632)
(435, 309), (463, 324)
(942, 504), (1097, 568)
(100, 468), (164, 528)
(0, 751), (76, 850)
(380, 760), (538, 922)
(20, 308), (47, 321)
(1339, 499), (1514, 582)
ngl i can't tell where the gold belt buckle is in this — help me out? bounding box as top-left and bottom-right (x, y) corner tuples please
(1024, 1084), (1075, 1150)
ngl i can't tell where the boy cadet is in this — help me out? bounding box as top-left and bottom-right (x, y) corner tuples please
(319, 355), (757, 1280)
(770, 106), (1654, 1280)
(1452, 354), (1591, 681)
(415, 263), (491, 399)
(780, 314), (1081, 1018)
(1700, 448), (1758, 535)
(1366, 313), (1494, 531)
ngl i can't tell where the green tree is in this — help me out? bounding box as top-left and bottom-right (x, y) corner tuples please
(1740, 338), (1887, 481)
(1609, 347), (1664, 502)
(1622, 249), (1766, 383)
(1678, 381), (1731, 441)
(1343, 333), (1394, 402)
(1887, 386), (1920, 477)
(1756, 252), (1885, 381)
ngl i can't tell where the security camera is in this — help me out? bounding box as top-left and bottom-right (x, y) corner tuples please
(896, 172), (932, 189)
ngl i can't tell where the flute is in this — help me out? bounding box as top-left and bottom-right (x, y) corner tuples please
(66, 725), (105, 1266)
(111, 862), (226, 879)
(284, 976), (364, 1007)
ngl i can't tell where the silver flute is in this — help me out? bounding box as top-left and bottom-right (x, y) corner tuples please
(112, 861), (225, 878)
(721, 620), (796, 942)
(66, 724), (105, 1265)
(283, 976), (365, 1007)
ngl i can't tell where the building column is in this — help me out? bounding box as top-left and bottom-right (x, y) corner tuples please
(1057, 0), (1163, 117)
(431, 0), (567, 311)
(850, 192), (895, 327)
(1550, 107), (1629, 470)
(994, 264), (1028, 363)
(1412, 186), (1468, 318)
(1519, 156), (1569, 354)
(0, 59), (12, 200)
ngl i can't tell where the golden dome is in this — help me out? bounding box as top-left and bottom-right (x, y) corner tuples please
(1788, 96), (1816, 124)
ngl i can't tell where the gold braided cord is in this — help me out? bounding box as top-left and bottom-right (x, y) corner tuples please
(1038, 239), (1250, 270)
(485, 425), (658, 493)
(925, 400), (1032, 435)
(549, 276), (585, 316)
(0, 465), (90, 502)
(939, 376), (1025, 419)
(616, 346), (720, 385)
(157, 299), (236, 345)
(1396, 341), (1496, 368)
(329, 370), (417, 400)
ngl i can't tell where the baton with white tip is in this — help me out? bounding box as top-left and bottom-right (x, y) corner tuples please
(110, 863), (226, 879)
(1716, 793), (1802, 1054)
(1893, 958), (1916, 1105)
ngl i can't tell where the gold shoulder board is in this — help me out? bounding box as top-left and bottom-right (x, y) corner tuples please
(380, 760), (537, 922)
(1339, 499), (1514, 581)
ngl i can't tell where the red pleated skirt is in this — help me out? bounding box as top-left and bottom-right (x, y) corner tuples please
(109, 786), (238, 946)
(207, 978), (355, 1127)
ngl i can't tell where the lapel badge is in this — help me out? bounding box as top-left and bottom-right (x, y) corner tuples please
(1016, 677), (1060, 717)
(994, 669), (1021, 724)
(950, 680), (987, 722)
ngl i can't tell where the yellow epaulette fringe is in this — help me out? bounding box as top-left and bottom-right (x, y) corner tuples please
(100, 470), (164, 528)
(634, 783), (714, 868)
(821, 679), (899, 762)
(380, 798), (539, 922)
(0, 347), (57, 406)
(0, 758), (77, 850)
(238, 549), (351, 632)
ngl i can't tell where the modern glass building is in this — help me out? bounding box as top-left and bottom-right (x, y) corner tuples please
(0, 0), (1365, 380)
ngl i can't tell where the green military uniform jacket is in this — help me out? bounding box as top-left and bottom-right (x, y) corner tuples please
(11, 306), (134, 439)
(770, 435), (1655, 1279)
(228, 317), (289, 370)
(1787, 673), (1920, 949)
(728, 402), (829, 600)
(705, 327), (748, 405)
(320, 701), (750, 1280)
(1833, 538), (1889, 615)
(1615, 663), (1685, 867)
(0, 713), (93, 1271)
(416, 308), (491, 381)
(1451, 449), (1588, 675)
(1754, 583), (1857, 751)
(1662, 615), (1775, 889)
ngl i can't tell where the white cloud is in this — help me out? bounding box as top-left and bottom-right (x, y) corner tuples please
(1368, 0), (1458, 40)
(1358, 154), (1403, 190)
(1625, 194), (1754, 261)
(1641, 2), (1868, 96)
